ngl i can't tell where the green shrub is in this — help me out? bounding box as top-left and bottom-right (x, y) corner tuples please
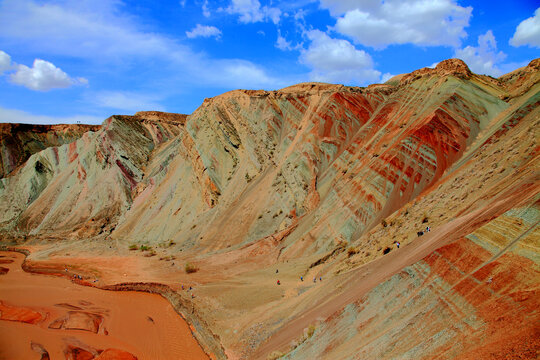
(185, 263), (198, 274)
(129, 244), (138, 251)
(267, 351), (284, 360)
(347, 247), (358, 257)
(307, 324), (316, 338)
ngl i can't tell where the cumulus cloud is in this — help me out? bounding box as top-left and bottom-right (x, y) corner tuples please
(455, 30), (506, 77)
(510, 8), (540, 48)
(186, 24), (222, 39)
(0, 50), (12, 74)
(0, 50), (87, 91)
(0, 105), (102, 125)
(300, 30), (381, 85)
(320, 0), (471, 49)
(227, 0), (281, 24)
(9, 58), (87, 91)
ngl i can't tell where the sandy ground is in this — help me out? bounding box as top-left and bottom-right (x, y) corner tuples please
(0, 251), (208, 360)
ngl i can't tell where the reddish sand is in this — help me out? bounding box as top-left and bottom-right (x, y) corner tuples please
(0, 251), (208, 360)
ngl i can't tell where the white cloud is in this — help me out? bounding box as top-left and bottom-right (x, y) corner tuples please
(0, 0), (191, 60)
(89, 91), (165, 113)
(186, 24), (222, 39)
(510, 8), (540, 48)
(202, 0), (211, 17)
(0, 106), (103, 125)
(455, 30), (506, 77)
(8, 57), (87, 91)
(227, 0), (281, 24)
(0, 0), (288, 91)
(300, 30), (381, 85)
(0, 50), (12, 74)
(320, 0), (471, 49)
(276, 31), (292, 50)
(381, 72), (394, 83)
(207, 59), (286, 89)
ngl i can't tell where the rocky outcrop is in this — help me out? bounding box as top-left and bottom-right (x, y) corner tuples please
(0, 123), (99, 178)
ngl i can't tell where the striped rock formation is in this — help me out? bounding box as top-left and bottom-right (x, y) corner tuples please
(0, 59), (538, 359)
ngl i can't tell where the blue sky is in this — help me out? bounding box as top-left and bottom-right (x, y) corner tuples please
(0, 0), (538, 124)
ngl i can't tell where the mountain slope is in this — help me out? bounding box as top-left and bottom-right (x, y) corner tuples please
(0, 59), (538, 360)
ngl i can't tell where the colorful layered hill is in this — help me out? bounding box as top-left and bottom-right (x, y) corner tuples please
(0, 122), (100, 178)
(0, 59), (538, 360)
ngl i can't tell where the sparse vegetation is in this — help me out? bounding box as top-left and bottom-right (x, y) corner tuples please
(383, 247), (391, 255)
(381, 218), (388, 227)
(245, 173), (252, 182)
(307, 324), (316, 338)
(422, 212), (429, 223)
(267, 351), (285, 360)
(336, 239), (348, 249)
(185, 263), (198, 274)
(129, 244), (138, 250)
(139, 245), (152, 251)
(347, 246), (359, 257)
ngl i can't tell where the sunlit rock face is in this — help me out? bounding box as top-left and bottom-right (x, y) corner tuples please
(0, 59), (538, 360)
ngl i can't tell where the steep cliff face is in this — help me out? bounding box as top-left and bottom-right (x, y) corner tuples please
(0, 60), (538, 360)
(0, 123), (100, 178)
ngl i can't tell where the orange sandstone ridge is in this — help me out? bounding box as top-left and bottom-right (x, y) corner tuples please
(0, 59), (539, 360)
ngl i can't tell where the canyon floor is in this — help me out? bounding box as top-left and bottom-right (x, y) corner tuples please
(0, 59), (539, 359)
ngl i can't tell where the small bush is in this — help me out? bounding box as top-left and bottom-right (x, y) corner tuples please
(168, 240), (175, 247)
(383, 247), (391, 255)
(422, 213), (429, 223)
(307, 324), (316, 338)
(336, 240), (347, 249)
(129, 244), (138, 251)
(139, 245), (152, 251)
(267, 351), (284, 360)
(185, 263), (198, 274)
(347, 247), (358, 257)
(381, 219), (388, 227)
(245, 173), (252, 182)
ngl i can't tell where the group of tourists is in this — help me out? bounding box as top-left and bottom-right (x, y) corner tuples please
(277, 270), (322, 285)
